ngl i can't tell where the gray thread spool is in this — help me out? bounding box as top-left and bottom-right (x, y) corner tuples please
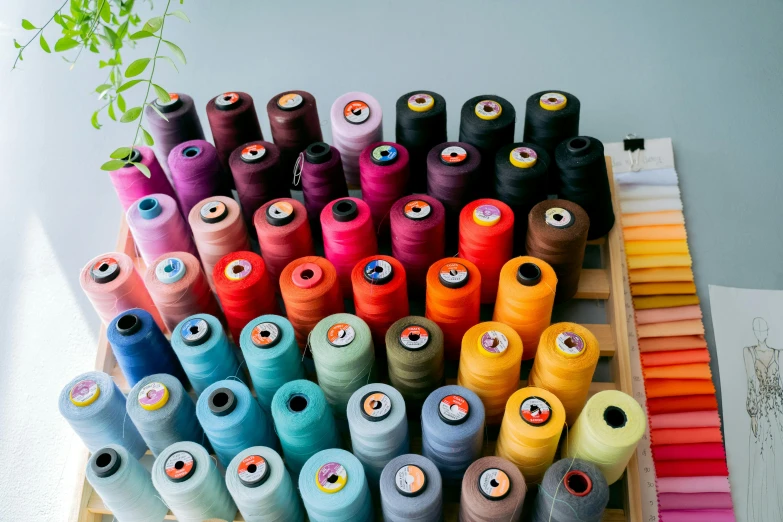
(531, 458), (609, 522)
(380, 453), (443, 522)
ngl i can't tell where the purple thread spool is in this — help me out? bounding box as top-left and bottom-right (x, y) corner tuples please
(168, 140), (226, 216)
(108, 146), (180, 214)
(144, 93), (205, 174)
(390, 195), (446, 294)
(330, 91), (383, 188)
(126, 193), (198, 265)
(300, 142), (349, 228)
(228, 141), (290, 224)
(426, 142), (482, 234)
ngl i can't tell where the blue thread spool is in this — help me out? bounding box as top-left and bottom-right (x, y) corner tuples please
(298, 448), (374, 522)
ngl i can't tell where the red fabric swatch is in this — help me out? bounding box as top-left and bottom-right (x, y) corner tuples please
(655, 459), (729, 477)
(651, 427), (724, 446)
(647, 395), (718, 415)
(653, 443), (727, 461)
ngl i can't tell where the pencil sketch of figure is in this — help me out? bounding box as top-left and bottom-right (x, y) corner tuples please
(744, 317), (783, 521)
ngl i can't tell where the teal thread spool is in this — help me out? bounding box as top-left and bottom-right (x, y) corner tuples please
(298, 448), (374, 522)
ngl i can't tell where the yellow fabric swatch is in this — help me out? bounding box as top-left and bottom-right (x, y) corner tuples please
(627, 254), (693, 269)
(637, 319), (706, 338)
(625, 240), (690, 256)
(623, 225), (687, 241)
(621, 211), (685, 228)
(633, 295), (701, 310)
(629, 267), (694, 284)
(631, 282), (697, 296)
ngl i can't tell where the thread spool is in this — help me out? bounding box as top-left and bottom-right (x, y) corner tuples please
(526, 199), (590, 302)
(213, 251), (279, 340)
(320, 198), (378, 296)
(226, 446), (305, 522)
(206, 91), (263, 190)
(79, 251), (164, 330)
(347, 383), (409, 484)
(58, 371), (147, 457)
(229, 140), (290, 223)
(254, 198), (315, 291)
(168, 140), (227, 215)
(458, 322), (524, 424)
(426, 141), (483, 235)
(330, 92), (383, 187)
(529, 323), (600, 425)
(310, 313), (375, 419)
(351, 255), (410, 353)
(239, 315), (305, 412)
(395, 91), (447, 194)
(126, 373), (206, 457)
(267, 90), (323, 190)
(299, 448), (374, 522)
(144, 252), (223, 333)
(271, 379), (341, 479)
(492, 256), (557, 359)
(279, 256), (344, 348)
(108, 146), (179, 214)
(126, 194), (198, 265)
(389, 195), (446, 294)
(152, 441), (237, 522)
(170, 313), (245, 396)
(380, 454), (443, 522)
(196, 379), (278, 467)
(86, 444), (169, 522)
(496, 387), (565, 484)
(145, 92), (206, 174)
(386, 316), (445, 404)
(299, 143), (349, 225)
(532, 458), (609, 522)
(188, 196), (251, 288)
(107, 308), (186, 387)
(359, 142), (411, 232)
(562, 390), (646, 485)
(458, 198), (515, 303)
(421, 385), (485, 482)
(424, 258), (481, 360)
(459, 456), (526, 522)
(555, 137), (615, 240)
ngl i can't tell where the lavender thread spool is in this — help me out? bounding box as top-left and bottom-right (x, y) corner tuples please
(299, 142), (349, 229)
(144, 93), (205, 175)
(168, 140), (227, 215)
(330, 92), (383, 188)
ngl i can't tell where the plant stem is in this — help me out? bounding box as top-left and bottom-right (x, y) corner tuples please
(11, 0), (69, 70)
(71, 0), (108, 70)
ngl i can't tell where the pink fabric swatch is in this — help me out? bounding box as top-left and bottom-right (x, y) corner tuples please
(659, 509), (736, 522)
(637, 319), (705, 338)
(650, 410), (721, 429)
(658, 492), (734, 510)
(657, 476), (731, 494)
(653, 442), (727, 461)
(635, 304), (702, 325)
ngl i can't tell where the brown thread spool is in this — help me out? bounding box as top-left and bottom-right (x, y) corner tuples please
(266, 90), (323, 189)
(206, 92), (263, 187)
(459, 456), (526, 522)
(386, 316), (445, 405)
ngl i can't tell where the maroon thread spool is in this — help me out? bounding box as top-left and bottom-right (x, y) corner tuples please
(266, 91), (323, 190)
(426, 142), (482, 241)
(390, 195), (446, 295)
(300, 142), (349, 229)
(228, 141), (290, 225)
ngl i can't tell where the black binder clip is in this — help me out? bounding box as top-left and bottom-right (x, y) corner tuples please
(624, 134), (645, 172)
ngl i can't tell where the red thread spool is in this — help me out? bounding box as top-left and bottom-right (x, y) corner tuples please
(206, 91), (263, 189)
(228, 141), (290, 224)
(425, 257), (482, 360)
(266, 90), (323, 187)
(279, 256), (344, 348)
(320, 198), (378, 297)
(458, 198), (515, 303)
(213, 251), (280, 340)
(351, 255), (410, 352)
(390, 195), (446, 295)
(253, 198), (315, 292)
(358, 142), (410, 233)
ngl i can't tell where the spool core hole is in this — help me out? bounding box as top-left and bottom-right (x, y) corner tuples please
(301, 269), (314, 280)
(247, 464), (257, 474)
(553, 214), (563, 221)
(174, 460), (185, 470)
(336, 201), (352, 213)
(352, 108), (362, 116)
(565, 471), (590, 495)
(117, 314), (138, 331)
(490, 478), (500, 488)
(483, 104), (493, 112)
(380, 150), (389, 157)
(289, 394), (308, 412)
(530, 405), (540, 415)
(139, 199), (156, 211)
(371, 400), (382, 410)
(489, 338), (499, 348)
(95, 452), (112, 468)
(146, 390), (156, 399)
(311, 144), (326, 154)
(223, 95), (232, 102)
(373, 265), (384, 274)
(184, 148), (198, 158)
(164, 264), (174, 273)
(412, 206), (421, 213)
(450, 152), (458, 157)
(327, 474), (339, 484)
(249, 150), (258, 156)
(449, 269), (458, 276)
(520, 151), (529, 158)
(519, 263), (540, 280)
(604, 406), (628, 428)
(416, 97), (426, 104)
(564, 337), (576, 349)
(210, 206), (217, 213)
(259, 330), (270, 338)
(570, 138), (588, 149)
(548, 97), (558, 103)
(408, 333), (420, 342)
(99, 263), (109, 272)
(232, 265), (244, 275)
(189, 326), (199, 335)
(212, 392), (229, 408)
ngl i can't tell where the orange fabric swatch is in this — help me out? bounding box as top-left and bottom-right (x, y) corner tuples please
(650, 411), (721, 429)
(637, 319), (705, 338)
(623, 225), (687, 241)
(643, 363), (713, 380)
(627, 254), (693, 270)
(641, 349), (711, 367)
(625, 240), (690, 256)
(651, 427), (724, 446)
(632, 282), (697, 296)
(639, 335), (707, 352)
(635, 305), (702, 325)
(630, 267), (694, 284)
(646, 379), (716, 398)
(622, 211), (685, 228)
(634, 295), (700, 310)
(647, 395), (718, 415)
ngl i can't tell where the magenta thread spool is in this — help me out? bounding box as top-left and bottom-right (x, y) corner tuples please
(126, 194), (198, 266)
(359, 142), (410, 234)
(108, 146), (179, 214)
(168, 140), (226, 216)
(144, 93), (205, 174)
(390, 195), (446, 295)
(300, 142), (349, 229)
(228, 141), (290, 225)
(330, 92), (383, 188)
(426, 142), (482, 238)
(395, 91), (447, 194)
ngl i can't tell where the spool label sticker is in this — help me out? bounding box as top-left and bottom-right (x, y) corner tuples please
(251, 322), (280, 348)
(91, 257), (120, 283)
(215, 92), (240, 107)
(180, 318), (209, 345)
(344, 101), (370, 124)
(241, 144), (266, 162)
(475, 100), (502, 120)
(395, 465), (426, 496)
(237, 455), (268, 484)
(137, 382), (168, 410)
(371, 145), (398, 164)
(400, 325), (430, 350)
(439, 262), (469, 286)
(473, 204), (502, 226)
(479, 330), (509, 355)
(539, 92), (567, 111)
(200, 200), (228, 223)
(404, 200), (432, 220)
(316, 462), (347, 493)
(407, 93), (435, 112)
(224, 259), (252, 281)
(165, 451), (194, 480)
(362, 392), (392, 421)
(155, 257), (185, 284)
(520, 396), (552, 426)
(155, 92), (179, 107)
(556, 331), (585, 356)
(479, 468), (511, 500)
(277, 93), (303, 110)
(510, 146), (538, 168)
(440, 145), (468, 164)
(269, 201), (294, 220)
(327, 323), (355, 347)
(545, 207), (574, 229)
(439, 394), (470, 424)
(70, 379), (100, 407)
(364, 259), (393, 283)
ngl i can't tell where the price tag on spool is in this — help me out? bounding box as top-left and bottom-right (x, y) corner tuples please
(343, 100), (370, 124)
(478, 468), (511, 500)
(315, 462), (347, 493)
(395, 464), (427, 497)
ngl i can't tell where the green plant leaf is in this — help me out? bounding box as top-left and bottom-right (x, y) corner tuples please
(125, 57), (150, 77)
(142, 16), (163, 34)
(110, 146), (133, 159)
(39, 35), (51, 53)
(147, 102), (169, 122)
(13, 39), (21, 49)
(117, 94), (126, 112)
(54, 37), (80, 52)
(120, 106), (142, 123)
(104, 25), (119, 49)
(99, 1), (111, 23)
(95, 83), (112, 93)
(152, 83), (169, 103)
(129, 30), (153, 40)
(155, 55), (178, 72)
(141, 127), (154, 146)
(107, 102), (116, 121)
(117, 20), (129, 40)
(117, 79), (144, 93)
(100, 159), (126, 171)
(90, 43), (99, 53)
(162, 40), (186, 64)
(133, 161), (151, 178)
(91, 111), (102, 130)
(168, 10), (189, 22)
(22, 19), (36, 30)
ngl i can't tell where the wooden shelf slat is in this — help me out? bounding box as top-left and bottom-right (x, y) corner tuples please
(575, 268), (611, 300)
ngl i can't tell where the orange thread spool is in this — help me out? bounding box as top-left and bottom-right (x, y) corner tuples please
(492, 256), (556, 360)
(424, 257), (481, 360)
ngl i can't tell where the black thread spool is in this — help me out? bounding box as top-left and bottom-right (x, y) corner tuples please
(228, 141), (290, 225)
(458, 95), (516, 196)
(396, 91), (447, 194)
(555, 136), (615, 240)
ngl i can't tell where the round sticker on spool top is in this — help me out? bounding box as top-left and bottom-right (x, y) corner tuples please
(407, 93), (435, 112)
(165, 451), (196, 482)
(556, 331), (585, 357)
(403, 200), (432, 220)
(199, 200), (228, 224)
(539, 92), (567, 111)
(291, 262), (323, 289)
(137, 382), (169, 411)
(440, 145), (468, 165)
(90, 257), (120, 284)
(327, 323), (355, 347)
(473, 204), (502, 227)
(155, 257), (186, 284)
(266, 201), (295, 226)
(251, 322), (281, 348)
(215, 91), (240, 109)
(438, 262), (469, 289)
(70, 379), (100, 407)
(277, 93), (303, 111)
(363, 259), (393, 285)
(478, 468), (511, 500)
(315, 462), (347, 493)
(180, 317), (210, 346)
(237, 455), (270, 487)
(479, 330), (509, 357)
(438, 394), (470, 425)
(399, 325), (430, 351)
(224, 259), (252, 281)
(371, 145), (398, 165)
(360, 391), (392, 422)
(343, 100), (370, 124)
(509, 147), (538, 169)
(519, 396), (552, 426)
(241, 144), (266, 163)
(474, 100), (502, 120)
(395, 464), (427, 497)
(154, 92), (181, 112)
(545, 207), (574, 229)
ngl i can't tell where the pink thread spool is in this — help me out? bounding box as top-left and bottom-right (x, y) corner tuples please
(300, 142), (349, 227)
(126, 194), (198, 266)
(108, 146), (179, 214)
(79, 252), (165, 330)
(168, 140), (226, 216)
(144, 252), (223, 332)
(320, 198), (378, 297)
(359, 142), (410, 233)
(330, 92), (383, 188)
(228, 141), (290, 224)
(188, 196), (251, 289)
(390, 195), (446, 294)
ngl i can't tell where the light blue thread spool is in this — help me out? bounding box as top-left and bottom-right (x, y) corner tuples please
(298, 448), (374, 522)
(379, 453), (443, 522)
(532, 458), (609, 522)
